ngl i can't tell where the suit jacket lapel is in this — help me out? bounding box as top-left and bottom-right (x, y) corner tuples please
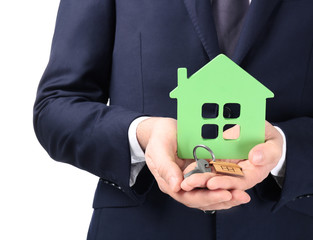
(183, 0), (220, 60)
(233, 0), (282, 64)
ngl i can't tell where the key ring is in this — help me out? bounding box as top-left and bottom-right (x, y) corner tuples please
(184, 145), (216, 179)
(193, 145), (216, 162)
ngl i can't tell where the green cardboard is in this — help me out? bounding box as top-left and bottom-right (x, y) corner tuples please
(170, 54), (274, 159)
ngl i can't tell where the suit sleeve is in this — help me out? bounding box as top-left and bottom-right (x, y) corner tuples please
(270, 49), (313, 210)
(256, 54), (313, 212)
(33, 0), (146, 202)
(270, 117), (313, 210)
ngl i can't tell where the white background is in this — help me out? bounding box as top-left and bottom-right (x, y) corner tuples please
(0, 1), (98, 239)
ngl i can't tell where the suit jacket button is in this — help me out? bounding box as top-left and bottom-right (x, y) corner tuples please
(204, 210), (216, 214)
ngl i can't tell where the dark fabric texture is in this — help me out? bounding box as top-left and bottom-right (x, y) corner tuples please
(212, 0), (249, 56)
(33, 0), (313, 239)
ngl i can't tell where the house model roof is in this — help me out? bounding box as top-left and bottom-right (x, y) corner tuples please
(169, 54), (274, 160)
(170, 54), (274, 100)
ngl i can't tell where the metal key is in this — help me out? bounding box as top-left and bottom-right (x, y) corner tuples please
(184, 159), (211, 178)
(184, 145), (215, 178)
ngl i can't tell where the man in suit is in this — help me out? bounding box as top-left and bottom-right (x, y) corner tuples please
(34, 0), (313, 239)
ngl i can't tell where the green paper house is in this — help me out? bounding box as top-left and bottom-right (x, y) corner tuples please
(170, 54), (274, 160)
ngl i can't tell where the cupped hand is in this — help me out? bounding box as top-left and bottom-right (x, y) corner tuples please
(206, 121), (284, 191)
(136, 117), (250, 211)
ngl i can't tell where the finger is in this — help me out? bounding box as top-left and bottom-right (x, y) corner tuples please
(181, 172), (216, 191)
(230, 189), (251, 203)
(207, 160), (265, 190)
(172, 189), (233, 209)
(207, 175), (251, 191)
(202, 189), (250, 211)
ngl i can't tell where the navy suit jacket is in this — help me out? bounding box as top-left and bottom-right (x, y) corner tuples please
(34, 0), (313, 239)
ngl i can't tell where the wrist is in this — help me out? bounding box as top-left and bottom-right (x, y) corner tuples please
(136, 117), (177, 151)
(136, 117), (160, 151)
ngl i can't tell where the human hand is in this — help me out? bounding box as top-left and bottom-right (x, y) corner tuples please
(203, 121), (284, 191)
(136, 117), (250, 211)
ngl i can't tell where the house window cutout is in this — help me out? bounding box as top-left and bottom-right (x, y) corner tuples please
(202, 124), (218, 139)
(223, 124), (240, 140)
(202, 103), (218, 118)
(224, 103), (240, 118)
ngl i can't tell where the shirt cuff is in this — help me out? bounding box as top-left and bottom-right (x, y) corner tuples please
(271, 126), (287, 177)
(128, 116), (150, 186)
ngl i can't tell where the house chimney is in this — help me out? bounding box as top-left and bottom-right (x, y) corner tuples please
(177, 68), (187, 85)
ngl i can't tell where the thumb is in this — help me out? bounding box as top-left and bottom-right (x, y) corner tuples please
(248, 141), (281, 170)
(143, 117), (183, 192)
(249, 121), (283, 167)
(158, 156), (183, 192)
(249, 146), (265, 166)
(145, 149), (183, 193)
